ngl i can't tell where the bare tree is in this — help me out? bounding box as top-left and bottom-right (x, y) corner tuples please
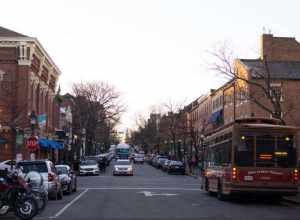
(210, 44), (290, 124)
(72, 81), (125, 154)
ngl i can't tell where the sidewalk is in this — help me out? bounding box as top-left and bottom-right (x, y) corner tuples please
(186, 166), (202, 179)
(283, 187), (300, 204)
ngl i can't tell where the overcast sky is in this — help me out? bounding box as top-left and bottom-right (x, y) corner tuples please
(1, 0), (300, 131)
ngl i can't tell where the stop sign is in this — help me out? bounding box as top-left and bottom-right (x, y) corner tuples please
(26, 136), (38, 151)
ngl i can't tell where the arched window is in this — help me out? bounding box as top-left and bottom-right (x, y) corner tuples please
(0, 70), (5, 81)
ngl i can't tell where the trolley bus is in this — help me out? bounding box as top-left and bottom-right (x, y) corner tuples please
(203, 118), (299, 200)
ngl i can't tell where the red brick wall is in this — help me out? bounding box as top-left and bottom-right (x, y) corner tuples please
(261, 34), (300, 61)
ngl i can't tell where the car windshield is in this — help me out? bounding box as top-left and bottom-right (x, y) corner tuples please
(116, 161), (131, 165)
(56, 166), (68, 174)
(18, 162), (48, 173)
(80, 160), (97, 165)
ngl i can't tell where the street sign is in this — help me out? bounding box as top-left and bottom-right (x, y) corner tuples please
(16, 153), (23, 162)
(26, 136), (38, 151)
(16, 134), (23, 146)
(137, 191), (178, 197)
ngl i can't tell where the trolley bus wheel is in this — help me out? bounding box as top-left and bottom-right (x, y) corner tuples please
(205, 178), (214, 196)
(217, 180), (228, 201)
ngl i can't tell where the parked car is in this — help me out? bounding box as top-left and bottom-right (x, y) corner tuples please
(152, 155), (168, 168)
(162, 159), (171, 171)
(166, 161), (185, 175)
(133, 153), (145, 164)
(113, 159), (133, 176)
(157, 158), (168, 169)
(0, 160), (16, 172)
(79, 160), (100, 176)
(55, 165), (77, 194)
(17, 160), (63, 200)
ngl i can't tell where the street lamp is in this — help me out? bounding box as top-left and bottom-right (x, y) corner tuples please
(178, 139), (182, 161)
(29, 111), (38, 161)
(29, 111), (37, 134)
(200, 134), (205, 174)
(170, 140), (174, 159)
(81, 128), (86, 157)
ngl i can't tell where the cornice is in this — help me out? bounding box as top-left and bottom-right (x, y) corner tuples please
(0, 37), (61, 77)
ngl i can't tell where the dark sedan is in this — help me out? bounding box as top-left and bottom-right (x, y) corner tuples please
(167, 161), (185, 175)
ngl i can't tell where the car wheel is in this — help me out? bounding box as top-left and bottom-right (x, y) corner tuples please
(217, 180), (228, 201)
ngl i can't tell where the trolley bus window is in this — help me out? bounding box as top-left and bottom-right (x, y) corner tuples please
(276, 136), (296, 168)
(256, 135), (275, 167)
(235, 136), (254, 167)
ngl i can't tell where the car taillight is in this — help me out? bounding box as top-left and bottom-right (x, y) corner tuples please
(293, 169), (299, 182)
(232, 167), (237, 180)
(48, 172), (55, 182)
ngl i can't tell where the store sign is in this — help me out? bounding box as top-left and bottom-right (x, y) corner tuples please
(26, 136), (38, 151)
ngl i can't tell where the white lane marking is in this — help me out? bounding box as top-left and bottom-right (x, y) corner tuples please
(78, 187), (202, 191)
(138, 191), (178, 197)
(50, 189), (89, 219)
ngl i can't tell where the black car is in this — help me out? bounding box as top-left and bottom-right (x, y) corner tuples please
(167, 161), (185, 175)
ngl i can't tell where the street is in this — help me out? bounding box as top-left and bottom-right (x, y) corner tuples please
(3, 162), (299, 220)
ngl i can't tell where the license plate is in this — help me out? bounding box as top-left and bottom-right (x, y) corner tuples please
(244, 176), (253, 181)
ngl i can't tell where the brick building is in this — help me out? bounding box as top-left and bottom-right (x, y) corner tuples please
(0, 26), (61, 161)
(187, 34), (300, 160)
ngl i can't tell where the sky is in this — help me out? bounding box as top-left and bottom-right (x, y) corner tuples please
(1, 0), (300, 132)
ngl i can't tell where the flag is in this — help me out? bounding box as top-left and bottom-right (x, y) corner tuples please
(38, 114), (47, 127)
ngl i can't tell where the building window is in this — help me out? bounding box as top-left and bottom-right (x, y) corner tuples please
(0, 72), (4, 81)
(270, 84), (283, 101)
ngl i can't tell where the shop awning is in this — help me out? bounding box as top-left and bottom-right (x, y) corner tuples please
(0, 138), (7, 144)
(209, 109), (223, 123)
(38, 138), (64, 149)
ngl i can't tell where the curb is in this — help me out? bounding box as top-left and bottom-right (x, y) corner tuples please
(283, 197), (300, 205)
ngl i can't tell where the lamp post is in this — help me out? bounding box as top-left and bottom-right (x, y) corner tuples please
(81, 128), (86, 158)
(170, 140), (174, 159)
(29, 111), (38, 161)
(178, 139), (182, 161)
(200, 134), (205, 174)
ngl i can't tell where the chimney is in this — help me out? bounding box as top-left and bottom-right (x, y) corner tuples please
(260, 34), (300, 61)
(260, 34), (273, 60)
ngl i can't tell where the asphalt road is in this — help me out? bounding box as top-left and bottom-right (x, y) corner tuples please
(2, 162), (300, 220)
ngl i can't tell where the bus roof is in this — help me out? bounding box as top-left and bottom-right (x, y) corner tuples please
(116, 143), (130, 149)
(204, 118), (298, 139)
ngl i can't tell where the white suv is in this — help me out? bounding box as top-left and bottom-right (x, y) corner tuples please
(0, 160), (16, 172)
(17, 160), (63, 200)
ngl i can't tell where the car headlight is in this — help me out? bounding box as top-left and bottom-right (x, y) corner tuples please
(61, 177), (70, 184)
